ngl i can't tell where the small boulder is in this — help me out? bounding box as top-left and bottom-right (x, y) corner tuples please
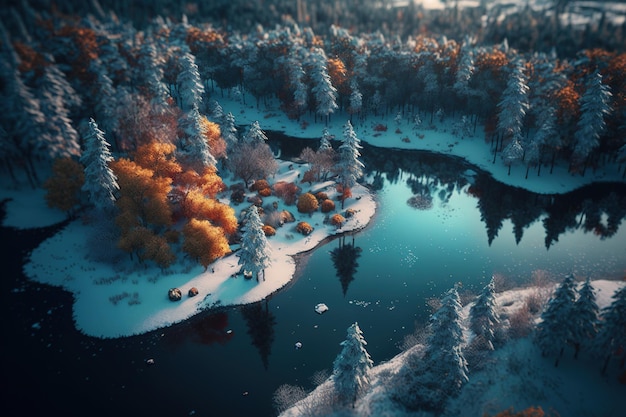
(168, 288), (182, 301)
(314, 303), (329, 314)
(188, 287), (199, 297)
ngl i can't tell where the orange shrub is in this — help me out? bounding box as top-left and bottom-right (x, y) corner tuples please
(315, 192), (328, 201)
(258, 187), (272, 197)
(273, 181), (300, 205)
(321, 199), (335, 213)
(297, 192), (319, 213)
(330, 213), (345, 227)
(262, 225), (276, 236)
(250, 179), (270, 191)
(296, 221), (313, 236)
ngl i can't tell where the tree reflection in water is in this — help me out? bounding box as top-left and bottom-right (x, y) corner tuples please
(241, 300), (277, 370)
(330, 235), (362, 297)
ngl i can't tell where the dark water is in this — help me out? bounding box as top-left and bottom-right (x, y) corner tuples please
(2, 142), (626, 417)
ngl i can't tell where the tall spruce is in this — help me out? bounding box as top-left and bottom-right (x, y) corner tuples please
(238, 205), (271, 282)
(332, 322), (373, 407)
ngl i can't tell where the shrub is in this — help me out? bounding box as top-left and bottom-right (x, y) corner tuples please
(508, 304), (533, 339)
(315, 192), (328, 201)
(273, 181), (299, 205)
(263, 211), (284, 228)
(296, 221), (313, 235)
(330, 213), (345, 227)
(258, 187), (272, 197)
(373, 123), (387, 131)
(297, 192), (319, 213)
(230, 188), (245, 204)
(247, 195), (263, 206)
(321, 199), (335, 213)
(262, 225), (276, 236)
(281, 210), (295, 223)
(250, 179), (270, 191)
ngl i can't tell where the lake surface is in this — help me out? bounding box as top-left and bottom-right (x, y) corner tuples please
(3, 142), (626, 417)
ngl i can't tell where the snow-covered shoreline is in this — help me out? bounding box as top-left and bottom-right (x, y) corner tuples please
(13, 160), (375, 338)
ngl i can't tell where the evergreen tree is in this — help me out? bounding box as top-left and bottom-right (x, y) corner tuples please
(336, 120), (364, 199)
(454, 38), (475, 97)
(309, 47), (338, 121)
(90, 59), (120, 146)
(319, 127), (333, 152)
(571, 277), (599, 359)
(332, 322), (373, 407)
(238, 205), (271, 282)
(396, 286), (468, 411)
(593, 284), (626, 374)
(138, 40), (170, 111)
(177, 51), (204, 112)
(178, 108), (216, 168)
(469, 276), (500, 350)
(80, 118), (119, 212)
(348, 79), (362, 118)
(534, 274), (577, 366)
(243, 120), (268, 144)
(572, 70), (612, 165)
(497, 58), (529, 144)
(221, 112), (239, 151)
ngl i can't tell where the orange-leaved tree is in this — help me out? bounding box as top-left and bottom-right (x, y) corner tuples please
(297, 192), (319, 213)
(182, 218), (231, 270)
(133, 141), (182, 179)
(43, 157), (85, 217)
(179, 188), (238, 235)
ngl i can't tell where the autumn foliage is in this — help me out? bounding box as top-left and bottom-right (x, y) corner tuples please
(182, 219), (230, 269)
(296, 221), (313, 236)
(321, 199), (336, 213)
(486, 406), (552, 417)
(273, 181), (300, 205)
(44, 158), (85, 215)
(297, 192), (319, 213)
(330, 213), (346, 227)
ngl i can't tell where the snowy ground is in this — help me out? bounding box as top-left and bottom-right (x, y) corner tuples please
(2, 87), (623, 338)
(279, 279), (626, 417)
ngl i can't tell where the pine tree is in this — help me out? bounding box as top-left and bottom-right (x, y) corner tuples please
(309, 47), (338, 121)
(534, 274), (577, 366)
(593, 284), (626, 374)
(138, 41), (170, 111)
(243, 120), (268, 144)
(336, 120), (364, 197)
(221, 112), (239, 151)
(179, 109), (216, 169)
(469, 276), (500, 350)
(348, 79), (362, 118)
(80, 118), (119, 212)
(90, 59), (120, 147)
(572, 70), (612, 165)
(177, 51), (204, 112)
(332, 322), (373, 407)
(398, 286), (469, 411)
(571, 277), (599, 359)
(454, 38), (475, 97)
(238, 205), (271, 282)
(319, 127), (333, 152)
(497, 58), (529, 144)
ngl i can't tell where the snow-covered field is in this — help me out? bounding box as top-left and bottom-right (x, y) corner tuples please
(280, 279), (626, 417)
(2, 87), (624, 339)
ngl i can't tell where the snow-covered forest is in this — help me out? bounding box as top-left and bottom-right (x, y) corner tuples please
(1, 1), (625, 416)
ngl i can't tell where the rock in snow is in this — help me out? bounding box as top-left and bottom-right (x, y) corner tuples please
(314, 303), (329, 314)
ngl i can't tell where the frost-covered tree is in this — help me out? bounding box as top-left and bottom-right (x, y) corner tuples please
(534, 273), (577, 366)
(177, 51), (204, 112)
(243, 121), (268, 144)
(309, 47), (338, 122)
(332, 322), (373, 407)
(593, 284), (626, 374)
(469, 276), (500, 350)
(571, 278), (599, 359)
(454, 38), (475, 97)
(348, 79), (362, 118)
(336, 121), (364, 207)
(497, 58), (529, 144)
(178, 108), (216, 168)
(238, 205), (271, 282)
(138, 40), (170, 111)
(501, 138), (524, 174)
(221, 112), (239, 152)
(319, 127), (333, 152)
(80, 118), (119, 212)
(572, 70), (612, 165)
(90, 59), (119, 146)
(396, 286), (468, 411)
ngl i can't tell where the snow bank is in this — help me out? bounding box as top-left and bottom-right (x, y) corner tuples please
(19, 160), (376, 338)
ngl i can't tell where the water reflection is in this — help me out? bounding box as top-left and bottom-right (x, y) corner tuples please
(241, 300), (277, 370)
(361, 143), (626, 248)
(330, 235), (363, 297)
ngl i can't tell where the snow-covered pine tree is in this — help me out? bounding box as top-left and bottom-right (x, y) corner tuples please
(501, 137), (524, 175)
(469, 276), (500, 350)
(571, 277), (599, 359)
(572, 70), (612, 166)
(332, 322), (374, 407)
(337, 121), (364, 188)
(178, 107), (216, 168)
(348, 79), (362, 118)
(238, 205), (271, 282)
(397, 286), (469, 411)
(453, 37), (475, 97)
(309, 47), (338, 122)
(319, 127), (333, 152)
(534, 273), (577, 366)
(497, 58), (529, 149)
(221, 112), (239, 152)
(80, 118), (119, 212)
(593, 284), (626, 374)
(90, 59), (119, 145)
(243, 120), (268, 144)
(177, 51), (205, 112)
(138, 40), (170, 111)
(36, 63), (81, 160)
